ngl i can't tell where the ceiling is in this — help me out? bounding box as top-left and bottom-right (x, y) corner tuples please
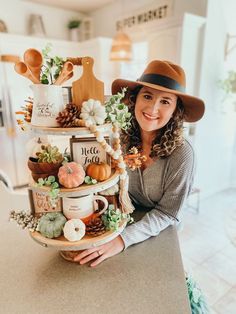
(25, 0), (115, 13)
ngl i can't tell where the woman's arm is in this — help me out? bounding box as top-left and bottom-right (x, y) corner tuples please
(121, 141), (195, 249)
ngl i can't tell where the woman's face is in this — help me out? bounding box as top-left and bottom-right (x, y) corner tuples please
(135, 86), (177, 133)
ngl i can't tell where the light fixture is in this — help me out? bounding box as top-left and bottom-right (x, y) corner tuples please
(110, 30), (133, 61)
(225, 33), (236, 60)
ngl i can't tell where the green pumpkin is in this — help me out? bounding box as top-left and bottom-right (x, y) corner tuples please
(38, 212), (67, 238)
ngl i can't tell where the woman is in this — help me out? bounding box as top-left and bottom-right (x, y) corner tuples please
(74, 60), (205, 266)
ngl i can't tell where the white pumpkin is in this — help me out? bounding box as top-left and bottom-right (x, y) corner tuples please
(63, 219), (86, 242)
(80, 99), (107, 125)
(26, 137), (49, 158)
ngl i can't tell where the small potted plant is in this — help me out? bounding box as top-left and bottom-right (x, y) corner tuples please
(67, 19), (81, 42)
(28, 144), (64, 182)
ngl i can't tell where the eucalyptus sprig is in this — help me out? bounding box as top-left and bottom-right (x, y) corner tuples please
(84, 176), (97, 185)
(101, 205), (133, 231)
(105, 87), (132, 130)
(37, 176), (60, 208)
(41, 43), (65, 84)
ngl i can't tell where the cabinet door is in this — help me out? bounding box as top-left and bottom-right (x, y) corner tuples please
(147, 26), (182, 64)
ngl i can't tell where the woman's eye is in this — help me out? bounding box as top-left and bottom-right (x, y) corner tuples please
(160, 99), (170, 105)
(143, 94), (152, 100)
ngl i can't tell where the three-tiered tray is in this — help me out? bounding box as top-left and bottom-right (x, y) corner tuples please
(12, 49), (134, 260)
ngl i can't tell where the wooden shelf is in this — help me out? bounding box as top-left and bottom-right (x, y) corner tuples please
(30, 219), (127, 250)
(29, 169), (120, 197)
(30, 123), (112, 136)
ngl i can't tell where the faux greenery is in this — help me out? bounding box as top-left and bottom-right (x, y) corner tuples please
(105, 87), (132, 130)
(84, 175), (97, 185)
(37, 176), (60, 208)
(36, 144), (64, 164)
(102, 205), (133, 231)
(67, 20), (81, 29)
(41, 43), (65, 84)
(186, 274), (209, 314)
(218, 71), (236, 103)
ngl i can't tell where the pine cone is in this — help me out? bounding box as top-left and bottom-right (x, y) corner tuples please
(56, 103), (80, 127)
(86, 217), (106, 236)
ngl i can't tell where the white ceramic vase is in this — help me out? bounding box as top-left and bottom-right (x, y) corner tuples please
(31, 84), (64, 127)
(69, 28), (80, 42)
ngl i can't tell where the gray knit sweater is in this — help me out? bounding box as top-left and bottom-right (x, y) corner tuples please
(120, 139), (195, 249)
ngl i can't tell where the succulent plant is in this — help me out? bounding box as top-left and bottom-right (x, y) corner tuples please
(36, 144), (64, 164)
(101, 205), (133, 231)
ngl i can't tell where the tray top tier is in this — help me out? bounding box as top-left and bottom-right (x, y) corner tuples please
(30, 123), (112, 136)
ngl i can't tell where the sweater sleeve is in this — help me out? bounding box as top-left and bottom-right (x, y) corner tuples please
(120, 141), (195, 249)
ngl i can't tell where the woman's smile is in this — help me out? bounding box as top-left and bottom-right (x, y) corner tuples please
(142, 112), (160, 120)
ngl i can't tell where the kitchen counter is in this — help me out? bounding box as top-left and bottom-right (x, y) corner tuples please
(0, 207), (191, 314)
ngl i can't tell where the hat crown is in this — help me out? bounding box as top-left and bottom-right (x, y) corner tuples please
(141, 60), (186, 88)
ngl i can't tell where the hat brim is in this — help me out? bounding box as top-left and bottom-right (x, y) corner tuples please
(112, 79), (205, 123)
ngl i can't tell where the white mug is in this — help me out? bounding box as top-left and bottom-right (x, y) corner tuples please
(62, 194), (108, 220)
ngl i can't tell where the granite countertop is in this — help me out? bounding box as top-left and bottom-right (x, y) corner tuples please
(0, 208), (191, 314)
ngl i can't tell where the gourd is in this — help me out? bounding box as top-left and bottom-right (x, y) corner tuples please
(58, 162), (85, 188)
(80, 99), (107, 125)
(86, 162), (111, 182)
(63, 219), (86, 242)
(38, 212), (67, 239)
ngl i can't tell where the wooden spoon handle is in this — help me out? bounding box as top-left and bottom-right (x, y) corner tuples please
(54, 62), (74, 85)
(28, 66), (41, 80)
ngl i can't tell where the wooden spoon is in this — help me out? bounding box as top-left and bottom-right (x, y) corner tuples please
(60, 71), (74, 85)
(24, 48), (43, 81)
(54, 62), (74, 85)
(14, 62), (40, 84)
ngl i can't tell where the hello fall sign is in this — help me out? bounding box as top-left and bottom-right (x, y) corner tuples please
(70, 137), (110, 169)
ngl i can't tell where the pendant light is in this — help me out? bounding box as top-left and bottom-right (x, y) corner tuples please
(110, 0), (132, 61)
(110, 30), (133, 61)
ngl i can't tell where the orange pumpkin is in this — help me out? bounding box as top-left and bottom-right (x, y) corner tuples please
(86, 162), (111, 182)
(58, 162), (85, 188)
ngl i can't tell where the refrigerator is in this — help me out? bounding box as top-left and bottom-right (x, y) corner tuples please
(0, 58), (32, 188)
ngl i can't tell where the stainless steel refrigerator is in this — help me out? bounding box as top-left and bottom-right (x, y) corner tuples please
(0, 58), (31, 188)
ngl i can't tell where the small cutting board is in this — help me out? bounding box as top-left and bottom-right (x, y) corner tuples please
(72, 57), (104, 109)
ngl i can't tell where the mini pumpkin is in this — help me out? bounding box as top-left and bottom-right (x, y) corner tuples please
(58, 162), (85, 188)
(63, 219), (86, 242)
(38, 212), (67, 239)
(86, 162), (111, 182)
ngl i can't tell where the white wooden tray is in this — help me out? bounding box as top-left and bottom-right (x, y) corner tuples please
(28, 170), (120, 197)
(30, 219), (127, 251)
(30, 123), (112, 136)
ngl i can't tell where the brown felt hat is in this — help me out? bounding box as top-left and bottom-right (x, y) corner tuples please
(111, 60), (205, 122)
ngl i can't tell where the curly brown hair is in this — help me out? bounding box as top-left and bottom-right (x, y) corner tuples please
(120, 86), (185, 158)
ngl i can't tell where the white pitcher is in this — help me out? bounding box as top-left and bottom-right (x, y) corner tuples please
(31, 84), (64, 127)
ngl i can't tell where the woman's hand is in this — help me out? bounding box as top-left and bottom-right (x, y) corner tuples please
(73, 235), (125, 267)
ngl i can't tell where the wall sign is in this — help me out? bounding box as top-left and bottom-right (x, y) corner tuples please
(116, 1), (173, 31)
(70, 136), (110, 169)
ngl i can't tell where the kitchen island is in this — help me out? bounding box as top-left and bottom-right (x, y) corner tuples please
(0, 207), (191, 314)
